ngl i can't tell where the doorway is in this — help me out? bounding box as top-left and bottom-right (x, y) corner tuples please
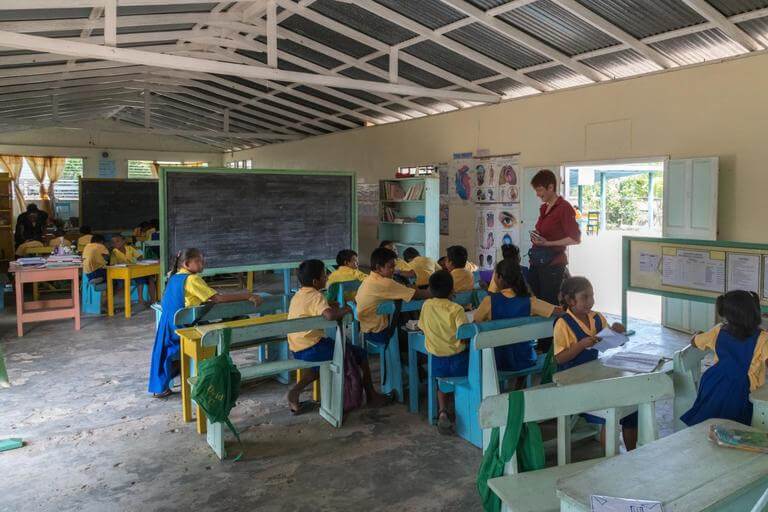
(564, 159), (665, 323)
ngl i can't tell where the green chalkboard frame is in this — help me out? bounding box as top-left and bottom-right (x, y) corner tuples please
(158, 167), (358, 280)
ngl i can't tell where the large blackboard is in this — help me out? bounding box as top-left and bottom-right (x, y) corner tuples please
(163, 170), (354, 271)
(80, 179), (159, 232)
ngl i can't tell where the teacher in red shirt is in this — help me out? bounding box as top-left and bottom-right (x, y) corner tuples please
(528, 170), (581, 320)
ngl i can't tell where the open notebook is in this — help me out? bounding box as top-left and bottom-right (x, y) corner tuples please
(601, 351), (665, 373)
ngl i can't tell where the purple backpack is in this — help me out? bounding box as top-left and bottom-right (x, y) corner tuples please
(343, 348), (364, 413)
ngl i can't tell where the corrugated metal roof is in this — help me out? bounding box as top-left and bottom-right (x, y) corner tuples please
(580, 48), (662, 78)
(403, 40), (498, 81)
(707, 0), (768, 16)
(116, 3), (217, 16)
(525, 64), (592, 88)
(368, 54), (454, 88)
(445, 22), (552, 69)
(465, 0), (515, 9)
(309, 0), (416, 46)
(499, 0), (620, 56)
(279, 14), (376, 59)
(0, 8), (91, 21)
(480, 76), (539, 97)
(372, 0), (467, 30)
(574, 0), (706, 39)
(276, 38), (345, 70)
(737, 15), (768, 46)
(650, 28), (748, 65)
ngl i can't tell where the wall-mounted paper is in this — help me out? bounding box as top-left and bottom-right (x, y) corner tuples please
(662, 249), (725, 294)
(726, 252), (760, 294)
(638, 252), (660, 273)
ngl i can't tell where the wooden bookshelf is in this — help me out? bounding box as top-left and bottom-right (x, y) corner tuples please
(378, 176), (439, 260)
(0, 174), (13, 270)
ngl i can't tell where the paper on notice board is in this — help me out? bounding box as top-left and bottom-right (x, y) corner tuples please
(594, 328), (629, 353)
(638, 252), (660, 273)
(662, 249), (725, 293)
(726, 253), (761, 294)
(590, 495), (664, 512)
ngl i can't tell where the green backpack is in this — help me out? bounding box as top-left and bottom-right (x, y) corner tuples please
(191, 328), (244, 460)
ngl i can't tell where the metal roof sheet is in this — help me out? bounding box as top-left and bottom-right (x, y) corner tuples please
(367, 54), (454, 88)
(0, 8), (91, 21)
(309, 0), (416, 45)
(525, 64), (593, 88)
(465, 0), (516, 9)
(372, 0), (467, 30)
(116, 3), (217, 16)
(480, 76), (539, 97)
(650, 28), (748, 65)
(444, 21), (552, 69)
(707, 0), (768, 16)
(403, 40), (498, 81)
(737, 15), (768, 46)
(580, 48), (662, 78)
(574, 0), (706, 39)
(279, 14), (376, 59)
(499, 0), (620, 56)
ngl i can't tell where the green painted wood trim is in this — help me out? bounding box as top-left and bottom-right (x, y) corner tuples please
(623, 236), (768, 251)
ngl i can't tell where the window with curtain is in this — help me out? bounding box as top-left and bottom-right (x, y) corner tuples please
(16, 157), (83, 201)
(128, 160), (208, 178)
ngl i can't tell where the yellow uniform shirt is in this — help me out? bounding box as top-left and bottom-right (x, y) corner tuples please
(144, 228), (157, 240)
(450, 267), (474, 292)
(77, 234), (93, 252)
(82, 242), (109, 273)
(110, 245), (142, 265)
(48, 236), (67, 248)
(15, 240), (43, 257)
(465, 262), (479, 273)
(327, 265), (367, 286)
(693, 324), (768, 391)
(474, 289), (556, 322)
(395, 258), (411, 273)
(177, 269), (217, 307)
(287, 287), (331, 352)
(407, 256), (439, 287)
(418, 298), (469, 356)
(355, 271), (415, 333)
(553, 310), (608, 356)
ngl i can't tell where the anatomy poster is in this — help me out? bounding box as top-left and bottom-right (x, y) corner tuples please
(471, 154), (520, 204)
(475, 203), (521, 270)
(450, 156), (474, 202)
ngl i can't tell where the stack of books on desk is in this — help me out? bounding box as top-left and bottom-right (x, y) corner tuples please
(46, 255), (81, 267)
(15, 257), (46, 266)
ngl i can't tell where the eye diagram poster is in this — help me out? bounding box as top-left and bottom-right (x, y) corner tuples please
(726, 252), (761, 294)
(475, 203), (521, 270)
(662, 248), (725, 294)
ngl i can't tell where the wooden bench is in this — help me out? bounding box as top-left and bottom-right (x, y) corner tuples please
(481, 372), (674, 512)
(192, 315), (345, 460)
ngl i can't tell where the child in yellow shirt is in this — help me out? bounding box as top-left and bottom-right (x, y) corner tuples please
(15, 239), (44, 257)
(379, 240), (416, 281)
(327, 249), (367, 286)
(77, 225), (93, 253)
(445, 245), (474, 292)
(48, 229), (68, 250)
(149, 248), (263, 397)
(418, 270), (469, 434)
(553, 276), (634, 449)
(288, 259), (384, 412)
(402, 247), (439, 288)
(82, 234), (109, 283)
(110, 234), (156, 305)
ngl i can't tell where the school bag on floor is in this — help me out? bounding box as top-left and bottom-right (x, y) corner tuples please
(343, 348), (364, 412)
(190, 328), (244, 460)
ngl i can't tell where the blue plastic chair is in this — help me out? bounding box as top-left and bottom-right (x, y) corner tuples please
(81, 272), (148, 315)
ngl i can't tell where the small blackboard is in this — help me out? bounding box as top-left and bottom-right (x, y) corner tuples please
(80, 179), (158, 232)
(163, 169), (355, 272)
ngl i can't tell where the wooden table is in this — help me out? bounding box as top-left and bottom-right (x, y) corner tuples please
(9, 263), (80, 337)
(556, 419), (768, 511)
(106, 263), (160, 319)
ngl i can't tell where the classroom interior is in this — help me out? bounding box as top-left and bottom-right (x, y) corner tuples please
(1, 2), (768, 511)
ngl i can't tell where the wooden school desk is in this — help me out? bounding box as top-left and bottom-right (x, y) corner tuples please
(106, 263), (161, 319)
(555, 419), (768, 511)
(9, 262), (80, 337)
(176, 313), (287, 434)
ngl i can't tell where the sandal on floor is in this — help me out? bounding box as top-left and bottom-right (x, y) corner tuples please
(289, 401), (312, 415)
(437, 409), (453, 435)
(152, 389), (173, 399)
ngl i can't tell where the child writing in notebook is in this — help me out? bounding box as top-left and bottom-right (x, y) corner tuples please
(474, 259), (560, 373)
(554, 276), (636, 449)
(287, 259), (384, 412)
(148, 248), (263, 398)
(82, 234), (109, 283)
(418, 270), (469, 434)
(110, 234), (156, 305)
(445, 245), (474, 292)
(402, 247), (439, 289)
(681, 290), (768, 427)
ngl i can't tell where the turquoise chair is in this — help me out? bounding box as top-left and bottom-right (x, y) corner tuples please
(81, 273), (149, 315)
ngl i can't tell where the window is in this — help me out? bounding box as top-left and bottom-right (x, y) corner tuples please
(127, 160), (209, 178)
(395, 164), (436, 178)
(16, 157), (83, 201)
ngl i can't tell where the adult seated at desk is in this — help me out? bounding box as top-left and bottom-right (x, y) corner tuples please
(148, 247), (264, 399)
(77, 225), (93, 253)
(14, 204), (47, 248)
(110, 234), (157, 305)
(15, 238), (44, 257)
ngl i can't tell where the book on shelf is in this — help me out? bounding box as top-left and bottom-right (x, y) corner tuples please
(405, 183), (424, 200)
(384, 182), (406, 200)
(382, 206), (397, 222)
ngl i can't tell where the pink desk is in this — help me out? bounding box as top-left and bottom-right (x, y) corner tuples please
(9, 263), (81, 337)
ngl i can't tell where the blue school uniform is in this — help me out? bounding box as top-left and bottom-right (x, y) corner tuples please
(556, 312), (637, 427)
(490, 294), (537, 372)
(147, 273), (188, 394)
(681, 328), (761, 427)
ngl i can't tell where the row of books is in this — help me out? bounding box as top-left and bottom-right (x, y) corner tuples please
(382, 182), (424, 201)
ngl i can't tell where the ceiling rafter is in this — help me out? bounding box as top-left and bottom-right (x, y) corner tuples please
(678, 0), (763, 51)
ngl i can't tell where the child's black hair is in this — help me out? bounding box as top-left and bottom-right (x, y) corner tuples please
(402, 247), (420, 262)
(378, 240), (394, 249)
(91, 234), (106, 244)
(150, 218), (159, 229)
(559, 276), (592, 310)
(370, 247), (397, 271)
(171, 248), (203, 275)
(446, 245), (468, 268)
(495, 259), (529, 297)
(429, 270), (453, 299)
(139, 221), (150, 229)
(717, 290), (761, 340)
(80, 225), (92, 235)
(298, 259), (327, 287)
(500, 243), (521, 264)
(335, 249), (358, 267)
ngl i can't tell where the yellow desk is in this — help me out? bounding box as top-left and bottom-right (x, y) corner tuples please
(176, 313), (288, 434)
(106, 263), (160, 319)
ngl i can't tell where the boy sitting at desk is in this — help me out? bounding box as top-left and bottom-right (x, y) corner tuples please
(402, 247), (439, 289)
(83, 234), (109, 284)
(327, 249), (367, 286)
(77, 226), (93, 253)
(110, 234), (156, 305)
(288, 259), (385, 412)
(445, 245), (474, 293)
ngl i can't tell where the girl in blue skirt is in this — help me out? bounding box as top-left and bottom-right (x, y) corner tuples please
(681, 290), (768, 426)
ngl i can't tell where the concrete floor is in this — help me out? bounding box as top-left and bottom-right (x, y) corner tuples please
(0, 287), (690, 512)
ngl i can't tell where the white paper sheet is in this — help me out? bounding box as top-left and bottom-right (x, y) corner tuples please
(590, 495), (664, 512)
(638, 252), (660, 273)
(662, 249), (725, 293)
(594, 328), (629, 353)
(726, 252), (761, 293)
(601, 351), (664, 373)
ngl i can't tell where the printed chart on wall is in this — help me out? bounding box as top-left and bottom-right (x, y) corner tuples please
(476, 203), (521, 270)
(661, 247), (725, 294)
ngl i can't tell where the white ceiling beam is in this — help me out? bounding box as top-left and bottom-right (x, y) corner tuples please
(0, 30), (499, 103)
(0, 12), (237, 33)
(436, 0), (608, 82)
(678, 0), (763, 51)
(549, 0), (676, 69)
(0, 0), (266, 8)
(266, 0), (277, 68)
(388, 48), (398, 84)
(486, 0), (538, 15)
(143, 88), (151, 128)
(104, 0), (117, 47)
